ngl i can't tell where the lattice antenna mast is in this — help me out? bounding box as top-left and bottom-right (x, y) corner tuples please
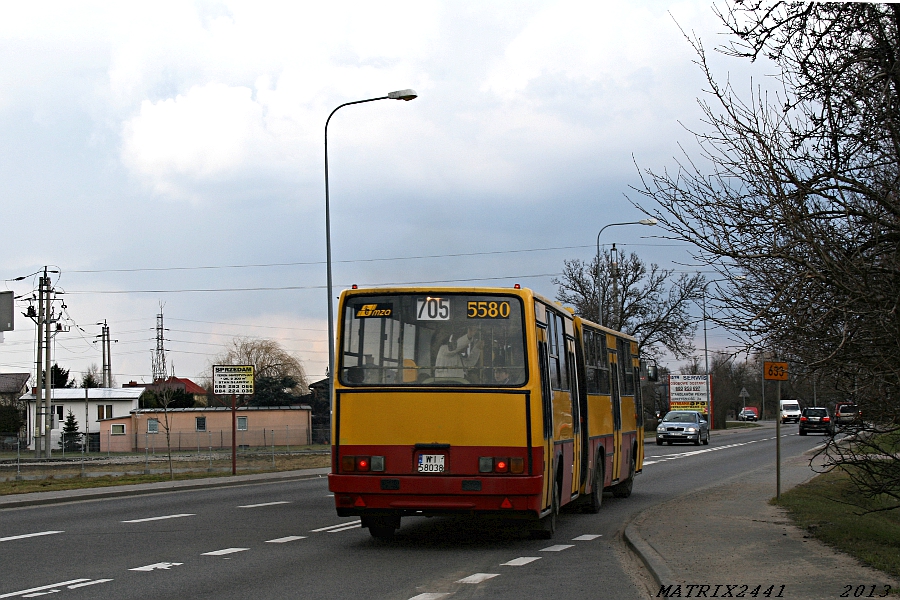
(151, 303), (168, 383)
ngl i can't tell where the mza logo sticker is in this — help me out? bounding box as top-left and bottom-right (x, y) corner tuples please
(355, 303), (392, 318)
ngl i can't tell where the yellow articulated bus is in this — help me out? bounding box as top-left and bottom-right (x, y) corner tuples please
(328, 286), (644, 539)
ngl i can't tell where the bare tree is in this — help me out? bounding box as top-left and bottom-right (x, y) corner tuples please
(209, 338), (309, 403)
(635, 2), (900, 510)
(553, 252), (705, 360)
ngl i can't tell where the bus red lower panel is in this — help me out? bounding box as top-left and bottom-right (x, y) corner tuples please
(329, 473), (544, 514)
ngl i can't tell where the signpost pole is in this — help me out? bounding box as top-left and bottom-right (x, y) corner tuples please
(213, 365), (254, 477)
(776, 379), (782, 499)
(764, 360), (788, 500)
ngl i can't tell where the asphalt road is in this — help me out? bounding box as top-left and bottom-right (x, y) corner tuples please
(0, 422), (824, 600)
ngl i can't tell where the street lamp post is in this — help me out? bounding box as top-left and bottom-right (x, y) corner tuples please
(595, 219), (657, 327)
(324, 89), (417, 421)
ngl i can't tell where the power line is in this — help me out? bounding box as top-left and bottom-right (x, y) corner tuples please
(62, 272), (560, 295)
(63, 241), (686, 275)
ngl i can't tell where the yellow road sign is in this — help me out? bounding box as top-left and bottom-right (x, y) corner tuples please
(764, 361), (788, 381)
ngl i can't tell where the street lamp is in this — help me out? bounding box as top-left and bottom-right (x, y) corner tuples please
(595, 218), (657, 327)
(324, 89), (417, 417)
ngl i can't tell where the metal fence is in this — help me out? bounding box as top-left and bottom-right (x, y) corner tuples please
(0, 427), (330, 483)
(132, 425), (313, 453)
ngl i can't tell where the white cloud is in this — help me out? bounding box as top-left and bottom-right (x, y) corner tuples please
(122, 83), (273, 195)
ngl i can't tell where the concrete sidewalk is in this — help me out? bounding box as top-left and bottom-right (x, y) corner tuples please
(0, 467), (330, 510)
(624, 441), (898, 599)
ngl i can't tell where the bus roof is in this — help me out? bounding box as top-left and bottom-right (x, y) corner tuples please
(339, 285), (636, 342)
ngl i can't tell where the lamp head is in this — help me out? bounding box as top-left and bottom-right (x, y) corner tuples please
(388, 89), (418, 101)
(638, 218), (658, 226)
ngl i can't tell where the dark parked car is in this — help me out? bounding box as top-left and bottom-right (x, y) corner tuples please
(738, 408), (758, 421)
(798, 407), (830, 435)
(656, 411), (710, 446)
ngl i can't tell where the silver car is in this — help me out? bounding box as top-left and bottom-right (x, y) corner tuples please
(656, 411), (710, 446)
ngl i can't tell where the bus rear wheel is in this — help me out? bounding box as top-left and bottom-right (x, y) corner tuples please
(363, 515), (399, 540)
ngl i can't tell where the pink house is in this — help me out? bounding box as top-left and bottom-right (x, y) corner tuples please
(100, 405), (312, 452)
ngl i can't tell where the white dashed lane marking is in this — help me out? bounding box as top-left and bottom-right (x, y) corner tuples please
(328, 524), (361, 533)
(266, 536), (306, 543)
(238, 501), (290, 508)
(310, 521), (361, 532)
(407, 594), (450, 600)
(456, 573), (499, 584)
(65, 580), (113, 589)
(121, 513), (194, 523)
(540, 544), (574, 552)
(202, 548), (249, 556)
(0, 579), (112, 599)
(0, 531), (63, 543)
(572, 534), (601, 541)
(501, 556), (541, 566)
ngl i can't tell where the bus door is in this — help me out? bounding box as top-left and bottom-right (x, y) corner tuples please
(609, 349), (623, 482)
(565, 334), (581, 499)
(536, 323), (554, 512)
(574, 329), (590, 490)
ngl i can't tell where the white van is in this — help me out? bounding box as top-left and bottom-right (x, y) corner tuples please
(780, 400), (801, 424)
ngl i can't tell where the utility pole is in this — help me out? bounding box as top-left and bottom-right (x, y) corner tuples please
(33, 273), (45, 458)
(44, 272), (52, 459)
(95, 320), (113, 387)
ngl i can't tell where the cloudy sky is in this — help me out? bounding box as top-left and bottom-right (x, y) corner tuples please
(0, 1), (766, 386)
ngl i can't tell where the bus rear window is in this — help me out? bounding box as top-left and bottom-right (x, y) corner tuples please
(339, 294), (526, 386)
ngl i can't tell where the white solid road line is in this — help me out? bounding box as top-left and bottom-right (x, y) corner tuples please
(501, 557), (541, 566)
(539, 544), (574, 552)
(121, 513), (195, 523)
(0, 531), (63, 543)
(456, 573), (499, 584)
(265, 536), (307, 543)
(202, 547), (250, 556)
(310, 521), (361, 532)
(572, 534), (601, 541)
(238, 501), (290, 508)
(0, 579), (90, 599)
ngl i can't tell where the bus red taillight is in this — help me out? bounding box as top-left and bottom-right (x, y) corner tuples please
(356, 457), (371, 472)
(495, 459), (509, 473)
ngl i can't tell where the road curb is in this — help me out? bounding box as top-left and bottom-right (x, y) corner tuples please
(623, 523), (677, 588)
(0, 467), (331, 510)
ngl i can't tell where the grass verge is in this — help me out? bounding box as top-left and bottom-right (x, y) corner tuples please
(774, 469), (900, 579)
(0, 453), (330, 496)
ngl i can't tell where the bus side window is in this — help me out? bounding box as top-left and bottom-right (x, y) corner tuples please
(547, 312), (560, 389)
(584, 330), (598, 394)
(597, 333), (610, 395)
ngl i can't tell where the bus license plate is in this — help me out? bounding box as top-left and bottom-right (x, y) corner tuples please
(418, 454), (445, 473)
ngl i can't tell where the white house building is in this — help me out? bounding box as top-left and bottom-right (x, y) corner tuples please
(21, 387), (145, 451)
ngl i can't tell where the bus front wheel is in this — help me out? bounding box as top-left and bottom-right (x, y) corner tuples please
(611, 452), (635, 498)
(532, 481), (559, 539)
(585, 457), (604, 514)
